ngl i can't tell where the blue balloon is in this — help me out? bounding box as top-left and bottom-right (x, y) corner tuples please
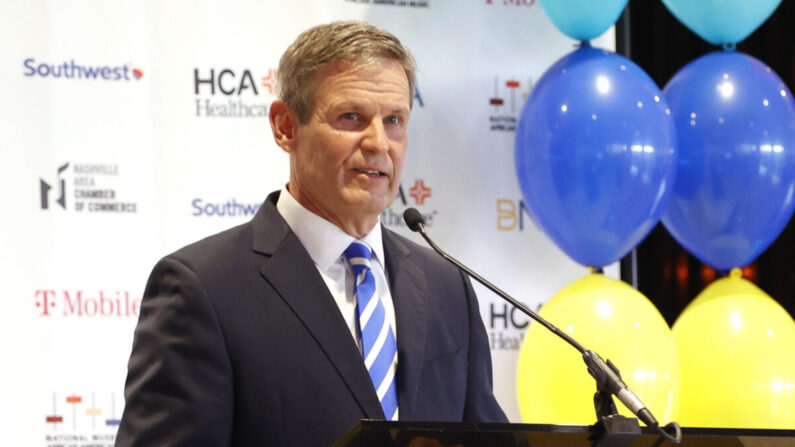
(662, 51), (795, 271)
(538, 0), (628, 41)
(516, 46), (677, 268)
(661, 0), (781, 45)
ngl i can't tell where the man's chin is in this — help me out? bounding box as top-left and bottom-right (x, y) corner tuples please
(362, 200), (390, 217)
(344, 189), (392, 210)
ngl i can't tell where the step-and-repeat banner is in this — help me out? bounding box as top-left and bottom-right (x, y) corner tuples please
(0, 1), (615, 444)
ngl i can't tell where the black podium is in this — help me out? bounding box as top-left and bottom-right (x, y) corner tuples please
(334, 420), (795, 447)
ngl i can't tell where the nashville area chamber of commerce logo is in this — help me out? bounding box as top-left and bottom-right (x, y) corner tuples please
(193, 67), (277, 118)
(39, 162), (138, 213)
(24, 58), (143, 81)
(488, 76), (533, 132)
(44, 392), (121, 447)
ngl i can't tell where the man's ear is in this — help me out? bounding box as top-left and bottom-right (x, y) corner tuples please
(269, 100), (299, 152)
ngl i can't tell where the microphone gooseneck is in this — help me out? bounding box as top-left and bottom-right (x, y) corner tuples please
(402, 208), (585, 353)
(402, 207), (681, 443)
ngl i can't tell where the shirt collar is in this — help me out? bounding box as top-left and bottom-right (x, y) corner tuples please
(276, 188), (385, 271)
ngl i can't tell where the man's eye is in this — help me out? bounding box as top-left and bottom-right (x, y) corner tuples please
(385, 115), (401, 125)
(342, 112), (359, 120)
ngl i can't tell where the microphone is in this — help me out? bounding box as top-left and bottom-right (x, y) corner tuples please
(403, 208), (425, 232)
(402, 207), (666, 432)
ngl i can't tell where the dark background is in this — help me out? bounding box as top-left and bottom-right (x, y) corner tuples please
(615, 0), (795, 326)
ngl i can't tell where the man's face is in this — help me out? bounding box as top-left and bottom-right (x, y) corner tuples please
(281, 59), (411, 235)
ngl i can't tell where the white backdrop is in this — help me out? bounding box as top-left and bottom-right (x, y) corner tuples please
(0, 1), (615, 444)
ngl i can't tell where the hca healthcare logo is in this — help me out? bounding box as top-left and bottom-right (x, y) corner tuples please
(382, 178), (437, 227)
(486, 299), (545, 351)
(193, 67), (277, 118)
(23, 58), (143, 81)
(193, 67), (425, 118)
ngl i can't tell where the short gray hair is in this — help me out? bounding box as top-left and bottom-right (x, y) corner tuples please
(277, 21), (416, 123)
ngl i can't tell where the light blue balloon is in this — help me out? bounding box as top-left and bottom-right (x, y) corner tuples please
(538, 0), (628, 41)
(662, 51), (795, 271)
(661, 0), (782, 45)
(515, 46), (677, 268)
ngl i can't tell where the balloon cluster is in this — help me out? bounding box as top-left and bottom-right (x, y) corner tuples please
(658, 0), (795, 272)
(660, 0), (795, 429)
(516, 0), (676, 269)
(673, 269), (795, 428)
(516, 0), (679, 426)
(516, 0), (795, 430)
(517, 274), (680, 425)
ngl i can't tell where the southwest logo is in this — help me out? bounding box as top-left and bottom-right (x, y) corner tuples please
(24, 58), (144, 81)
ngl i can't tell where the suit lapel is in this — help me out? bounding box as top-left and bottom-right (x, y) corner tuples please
(383, 228), (429, 421)
(252, 193), (385, 419)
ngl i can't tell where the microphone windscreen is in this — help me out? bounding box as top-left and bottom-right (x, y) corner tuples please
(403, 208), (425, 232)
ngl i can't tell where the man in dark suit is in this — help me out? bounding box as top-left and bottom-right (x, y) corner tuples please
(116, 21), (506, 447)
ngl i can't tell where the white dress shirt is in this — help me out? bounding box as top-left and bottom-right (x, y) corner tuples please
(275, 188), (398, 352)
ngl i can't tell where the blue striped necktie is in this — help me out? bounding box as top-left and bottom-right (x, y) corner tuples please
(344, 241), (399, 420)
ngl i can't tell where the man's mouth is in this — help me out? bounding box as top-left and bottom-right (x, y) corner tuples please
(354, 168), (386, 177)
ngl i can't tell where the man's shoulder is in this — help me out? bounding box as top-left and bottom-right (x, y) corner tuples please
(172, 220), (253, 263)
(148, 222), (258, 286)
(160, 193), (284, 273)
(382, 226), (456, 273)
(383, 226), (429, 256)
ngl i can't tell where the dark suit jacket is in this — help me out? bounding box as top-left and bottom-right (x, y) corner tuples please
(116, 191), (506, 447)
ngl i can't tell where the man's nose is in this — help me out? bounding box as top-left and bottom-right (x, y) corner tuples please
(361, 118), (389, 153)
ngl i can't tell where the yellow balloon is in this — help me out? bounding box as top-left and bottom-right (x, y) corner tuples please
(516, 274), (680, 425)
(673, 269), (795, 429)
